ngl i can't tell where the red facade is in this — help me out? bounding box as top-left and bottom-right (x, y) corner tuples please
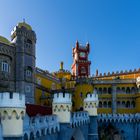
(71, 41), (91, 77)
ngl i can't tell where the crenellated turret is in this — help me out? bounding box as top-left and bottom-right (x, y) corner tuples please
(0, 92), (25, 139)
(84, 90), (99, 140)
(52, 92), (72, 123)
(84, 90), (98, 116)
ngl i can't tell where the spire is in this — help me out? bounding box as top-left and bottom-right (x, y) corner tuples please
(60, 61), (64, 70)
(76, 40), (79, 48)
(23, 18), (25, 23)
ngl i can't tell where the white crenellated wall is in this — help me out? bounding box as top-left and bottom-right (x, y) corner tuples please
(53, 92), (72, 123)
(53, 93), (72, 104)
(0, 92), (25, 108)
(0, 92), (25, 138)
(84, 93), (98, 102)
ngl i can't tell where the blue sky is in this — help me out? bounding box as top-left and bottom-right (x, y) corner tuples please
(0, 0), (140, 75)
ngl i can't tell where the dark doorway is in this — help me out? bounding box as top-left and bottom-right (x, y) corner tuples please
(71, 136), (75, 140)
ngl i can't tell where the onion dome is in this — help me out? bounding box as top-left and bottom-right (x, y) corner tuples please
(17, 21), (32, 30)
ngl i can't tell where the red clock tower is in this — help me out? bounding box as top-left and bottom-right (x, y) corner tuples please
(71, 41), (91, 77)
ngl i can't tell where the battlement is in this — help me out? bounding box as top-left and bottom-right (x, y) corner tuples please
(36, 67), (60, 83)
(0, 92), (25, 108)
(71, 111), (89, 127)
(53, 93), (72, 104)
(24, 114), (60, 136)
(94, 68), (140, 78)
(98, 113), (140, 123)
(84, 93), (98, 102)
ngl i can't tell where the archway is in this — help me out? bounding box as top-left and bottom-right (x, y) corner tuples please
(71, 136), (75, 140)
(98, 123), (123, 140)
(24, 133), (28, 140)
(30, 132), (34, 140)
(71, 128), (85, 140)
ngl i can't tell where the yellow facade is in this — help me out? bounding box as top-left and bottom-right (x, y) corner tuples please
(35, 66), (140, 114)
(73, 84), (93, 111)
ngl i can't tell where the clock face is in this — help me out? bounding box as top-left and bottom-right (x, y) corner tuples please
(80, 52), (86, 57)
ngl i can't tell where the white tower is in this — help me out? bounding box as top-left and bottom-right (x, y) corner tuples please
(52, 92), (72, 123)
(0, 92), (25, 139)
(84, 90), (98, 116)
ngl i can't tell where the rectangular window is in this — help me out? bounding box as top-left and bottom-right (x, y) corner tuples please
(1, 62), (10, 73)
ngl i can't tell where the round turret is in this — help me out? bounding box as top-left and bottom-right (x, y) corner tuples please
(53, 92), (72, 123)
(0, 92), (25, 139)
(84, 90), (98, 116)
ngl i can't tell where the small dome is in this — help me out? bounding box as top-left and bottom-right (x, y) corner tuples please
(17, 22), (32, 30)
(0, 35), (11, 45)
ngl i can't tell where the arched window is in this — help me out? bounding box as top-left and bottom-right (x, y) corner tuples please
(27, 39), (32, 44)
(126, 101), (130, 108)
(99, 101), (102, 108)
(108, 88), (112, 94)
(103, 101), (107, 108)
(26, 69), (32, 77)
(98, 88), (102, 94)
(122, 101), (125, 108)
(117, 101), (120, 107)
(103, 88), (107, 94)
(108, 101), (112, 108)
(1, 61), (10, 73)
(25, 66), (32, 77)
(116, 87), (121, 94)
(122, 87), (125, 94)
(94, 88), (98, 94)
(126, 87), (130, 94)
(131, 87), (136, 94)
(131, 101), (135, 108)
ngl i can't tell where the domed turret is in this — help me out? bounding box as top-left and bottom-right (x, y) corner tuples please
(17, 22), (32, 30)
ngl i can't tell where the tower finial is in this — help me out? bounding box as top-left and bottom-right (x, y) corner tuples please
(60, 61), (64, 70)
(23, 18), (25, 23)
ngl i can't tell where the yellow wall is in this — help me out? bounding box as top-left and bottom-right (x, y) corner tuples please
(73, 84), (93, 111)
(98, 108), (112, 114)
(35, 68), (140, 114)
(135, 93), (140, 112)
(54, 72), (71, 80)
(35, 74), (61, 105)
